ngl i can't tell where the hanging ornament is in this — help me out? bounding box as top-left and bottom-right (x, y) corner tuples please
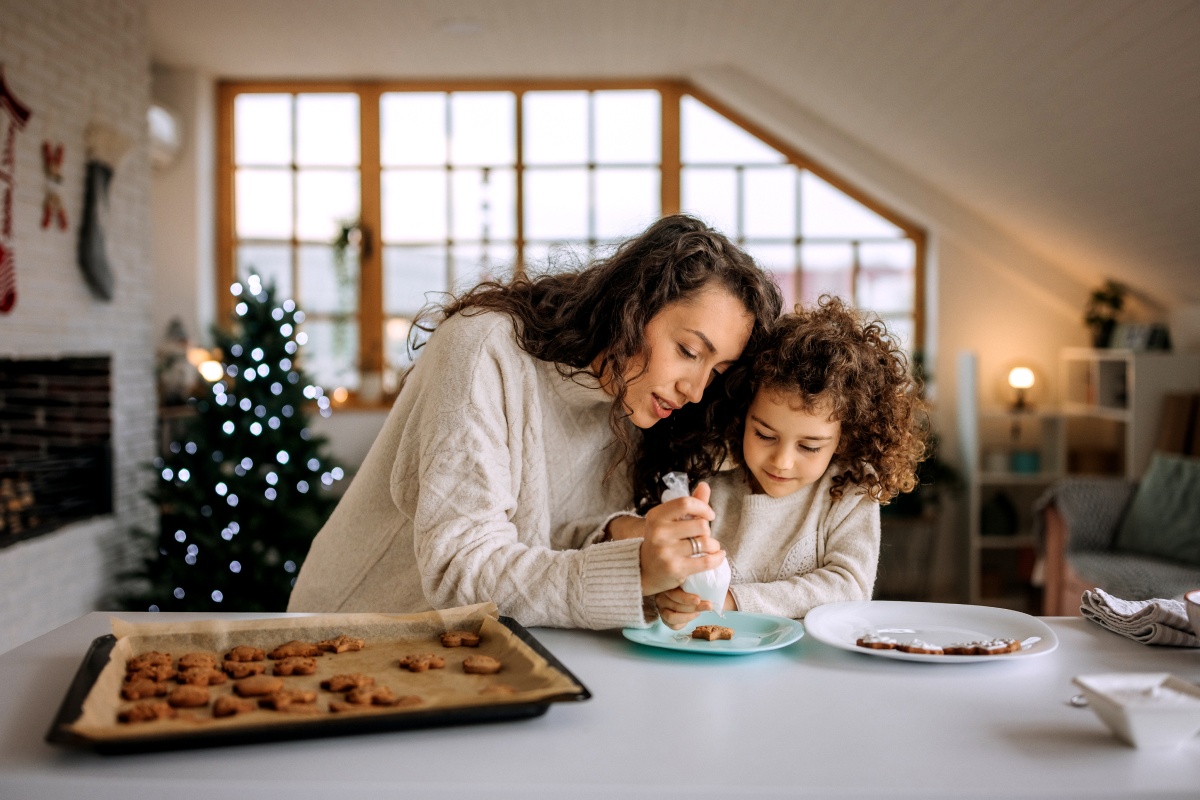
(0, 65), (32, 314)
(41, 140), (67, 231)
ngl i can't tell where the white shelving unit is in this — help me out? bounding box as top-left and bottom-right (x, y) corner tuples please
(959, 348), (1200, 611)
(1059, 348), (1200, 479)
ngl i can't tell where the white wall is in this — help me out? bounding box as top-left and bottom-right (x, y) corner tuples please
(0, 0), (155, 653)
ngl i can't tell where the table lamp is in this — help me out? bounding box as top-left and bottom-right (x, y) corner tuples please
(1008, 366), (1035, 411)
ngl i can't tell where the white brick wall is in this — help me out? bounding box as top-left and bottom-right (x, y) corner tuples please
(0, 0), (155, 654)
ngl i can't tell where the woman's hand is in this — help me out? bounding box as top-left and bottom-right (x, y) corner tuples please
(632, 481), (725, 597)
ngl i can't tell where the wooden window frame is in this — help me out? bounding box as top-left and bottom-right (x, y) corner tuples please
(217, 79), (926, 404)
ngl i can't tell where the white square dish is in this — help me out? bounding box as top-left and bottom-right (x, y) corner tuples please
(1072, 672), (1200, 748)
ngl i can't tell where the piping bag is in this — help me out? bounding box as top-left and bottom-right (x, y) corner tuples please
(660, 471), (730, 617)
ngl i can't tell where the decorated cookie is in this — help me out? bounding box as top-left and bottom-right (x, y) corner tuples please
(268, 640), (323, 659)
(855, 634), (899, 650)
(896, 639), (944, 655)
(440, 629), (481, 648)
(118, 700), (177, 723)
(691, 625), (734, 641)
(462, 655), (503, 674)
(321, 673), (376, 692)
(273, 656), (318, 676)
(398, 653), (446, 672)
(317, 634), (364, 654)
(225, 645), (265, 662)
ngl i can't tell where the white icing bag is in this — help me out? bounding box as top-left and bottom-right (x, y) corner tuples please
(659, 472), (731, 614)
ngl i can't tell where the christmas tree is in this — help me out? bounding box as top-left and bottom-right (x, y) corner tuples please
(121, 275), (344, 612)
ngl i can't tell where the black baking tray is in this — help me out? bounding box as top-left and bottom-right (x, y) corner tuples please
(45, 616), (591, 755)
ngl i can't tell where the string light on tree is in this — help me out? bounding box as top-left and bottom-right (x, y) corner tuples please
(121, 276), (343, 612)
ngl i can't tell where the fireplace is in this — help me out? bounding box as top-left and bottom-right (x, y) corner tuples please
(0, 356), (113, 547)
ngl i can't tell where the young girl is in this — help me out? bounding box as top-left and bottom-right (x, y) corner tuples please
(652, 296), (928, 628)
(288, 214), (782, 628)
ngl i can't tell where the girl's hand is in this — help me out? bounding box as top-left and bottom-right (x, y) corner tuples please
(634, 481), (724, 596)
(654, 586), (713, 630)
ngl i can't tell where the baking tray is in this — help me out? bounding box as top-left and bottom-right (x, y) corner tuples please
(46, 616), (590, 755)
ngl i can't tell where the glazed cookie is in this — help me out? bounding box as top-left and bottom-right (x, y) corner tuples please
(440, 629), (481, 648)
(855, 634), (899, 650)
(225, 644), (265, 662)
(398, 653), (446, 672)
(233, 675), (284, 697)
(126, 651), (172, 672)
(121, 679), (168, 701)
(212, 695), (257, 718)
(167, 685), (210, 708)
(943, 641), (980, 656)
(177, 652), (217, 670)
(317, 634), (364, 654)
(691, 625), (734, 641)
(321, 673), (376, 692)
(273, 656), (318, 676)
(126, 664), (177, 683)
(177, 666), (228, 686)
(462, 655), (503, 675)
(268, 640), (323, 659)
(896, 639), (945, 655)
(118, 700), (177, 723)
(223, 660), (267, 679)
(976, 638), (1021, 655)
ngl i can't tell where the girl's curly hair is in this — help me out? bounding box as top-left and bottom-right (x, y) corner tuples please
(411, 214), (783, 508)
(722, 296), (928, 504)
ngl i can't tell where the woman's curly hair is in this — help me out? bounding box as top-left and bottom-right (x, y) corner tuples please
(411, 214), (783, 509)
(722, 296), (928, 504)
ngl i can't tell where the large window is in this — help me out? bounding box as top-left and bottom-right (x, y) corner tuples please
(218, 82), (925, 403)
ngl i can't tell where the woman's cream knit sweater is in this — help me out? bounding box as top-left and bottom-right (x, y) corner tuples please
(287, 311), (647, 629)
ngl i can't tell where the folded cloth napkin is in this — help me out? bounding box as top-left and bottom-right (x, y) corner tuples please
(1080, 588), (1200, 647)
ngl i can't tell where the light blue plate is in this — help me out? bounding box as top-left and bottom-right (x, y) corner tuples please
(622, 610), (805, 656)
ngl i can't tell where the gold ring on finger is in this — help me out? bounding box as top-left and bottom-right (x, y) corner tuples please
(689, 536), (702, 556)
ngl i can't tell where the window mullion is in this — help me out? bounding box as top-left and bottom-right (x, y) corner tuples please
(359, 85), (384, 394)
(660, 84), (681, 216)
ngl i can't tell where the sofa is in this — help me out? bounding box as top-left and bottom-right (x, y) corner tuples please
(1037, 454), (1200, 616)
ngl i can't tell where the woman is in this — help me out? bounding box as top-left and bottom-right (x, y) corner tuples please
(287, 214), (782, 628)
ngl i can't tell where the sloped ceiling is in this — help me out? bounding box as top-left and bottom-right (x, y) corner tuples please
(148, 0), (1200, 309)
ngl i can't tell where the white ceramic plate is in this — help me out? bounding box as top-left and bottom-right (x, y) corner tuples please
(804, 600), (1058, 663)
(622, 610), (804, 656)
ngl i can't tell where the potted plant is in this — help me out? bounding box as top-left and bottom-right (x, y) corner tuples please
(1084, 279), (1126, 348)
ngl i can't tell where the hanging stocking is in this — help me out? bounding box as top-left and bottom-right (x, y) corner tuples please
(77, 123), (130, 301)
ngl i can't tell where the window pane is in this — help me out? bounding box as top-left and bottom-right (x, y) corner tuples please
(236, 244), (292, 299)
(450, 92), (515, 166)
(381, 92), (447, 166)
(743, 167), (796, 239)
(745, 243), (796, 313)
(681, 167), (738, 237)
(296, 169), (359, 241)
(523, 242), (588, 276)
(236, 169), (292, 238)
(235, 94), (291, 165)
(298, 244), (359, 314)
(524, 168), (588, 240)
(594, 168), (659, 240)
(300, 318), (359, 391)
(798, 242), (854, 307)
(523, 91), (587, 165)
(451, 242), (516, 293)
(384, 245), (447, 316)
(879, 315), (914, 352)
(682, 96), (784, 165)
(451, 168), (516, 241)
(594, 90), (659, 165)
(382, 169), (447, 243)
(384, 316), (419, 375)
(801, 172), (902, 238)
(296, 93), (359, 167)
(858, 240), (915, 314)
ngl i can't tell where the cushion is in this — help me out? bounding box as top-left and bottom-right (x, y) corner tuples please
(1113, 452), (1200, 567)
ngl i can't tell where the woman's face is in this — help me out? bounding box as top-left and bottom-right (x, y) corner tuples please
(609, 284), (754, 429)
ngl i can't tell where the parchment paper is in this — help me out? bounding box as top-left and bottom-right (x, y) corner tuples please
(67, 602), (582, 742)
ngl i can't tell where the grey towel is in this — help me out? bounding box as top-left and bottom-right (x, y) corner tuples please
(1080, 588), (1199, 647)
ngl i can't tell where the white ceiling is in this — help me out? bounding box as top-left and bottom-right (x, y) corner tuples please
(147, 0), (1200, 308)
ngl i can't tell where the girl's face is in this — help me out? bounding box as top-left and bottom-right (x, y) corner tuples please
(742, 388), (842, 498)
(607, 284), (753, 429)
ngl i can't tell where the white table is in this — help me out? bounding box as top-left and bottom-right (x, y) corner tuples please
(1, 612), (1198, 799)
